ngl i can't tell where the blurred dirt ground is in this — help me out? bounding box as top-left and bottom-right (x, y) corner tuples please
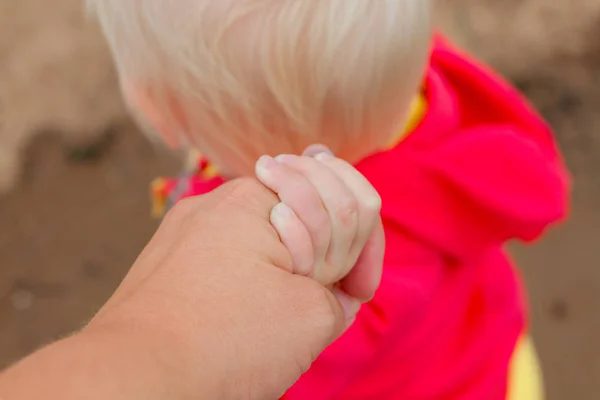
(1, 1), (600, 399)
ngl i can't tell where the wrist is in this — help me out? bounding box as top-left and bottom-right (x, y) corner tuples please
(83, 312), (227, 400)
(0, 319), (223, 400)
(77, 324), (192, 400)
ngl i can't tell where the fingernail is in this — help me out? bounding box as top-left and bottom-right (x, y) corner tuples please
(256, 155), (276, 180)
(271, 203), (295, 242)
(303, 144), (334, 158)
(314, 152), (333, 162)
(272, 202), (294, 219)
(332, 288), (361, 322)
(257, 155), (276, 168)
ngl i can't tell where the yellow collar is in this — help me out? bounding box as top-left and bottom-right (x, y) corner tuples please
(386, 93), (427, 149)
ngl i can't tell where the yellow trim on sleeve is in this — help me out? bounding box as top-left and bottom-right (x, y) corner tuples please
(507, 335), (545, 400)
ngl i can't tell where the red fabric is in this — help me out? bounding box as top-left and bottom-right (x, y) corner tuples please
(172, 36), (569, 399)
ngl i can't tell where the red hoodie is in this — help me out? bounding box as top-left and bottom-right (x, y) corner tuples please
(153, 36), (569, 399)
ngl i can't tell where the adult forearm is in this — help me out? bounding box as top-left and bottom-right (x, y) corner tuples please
(0, 326), (220, 400)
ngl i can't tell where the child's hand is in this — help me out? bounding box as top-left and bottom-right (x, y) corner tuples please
(255, 145), (384, 306)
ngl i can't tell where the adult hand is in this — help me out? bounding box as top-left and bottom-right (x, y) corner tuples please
(0, 177), (383, 400)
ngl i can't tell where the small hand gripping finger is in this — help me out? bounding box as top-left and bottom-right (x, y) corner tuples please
(255, 155), (332, 277)
(302, 145), (384, 302)
(310, 151), (383, 275)
(272, 153), (359, 284)
(308, 151), (384, 302)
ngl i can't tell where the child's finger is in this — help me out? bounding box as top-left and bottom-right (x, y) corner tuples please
(302, 144), (333, 158)
(256, 156), (331, 269)
(270, 202), (315, 276)
(312, 152), (382, 272)
(274, 154), (359, 282)
(340, 218), (385, 302)
(331, 286), (362, 328)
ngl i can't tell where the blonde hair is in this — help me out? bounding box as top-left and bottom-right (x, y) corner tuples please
(88, 0), (431, 174)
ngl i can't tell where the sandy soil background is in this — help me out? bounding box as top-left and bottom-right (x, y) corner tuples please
(1, 1), (600, 399)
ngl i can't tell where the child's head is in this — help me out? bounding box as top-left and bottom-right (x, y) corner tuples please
(89, 0), (431, 176)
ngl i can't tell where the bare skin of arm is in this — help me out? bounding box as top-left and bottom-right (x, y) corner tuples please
(0, 149), (384, 400)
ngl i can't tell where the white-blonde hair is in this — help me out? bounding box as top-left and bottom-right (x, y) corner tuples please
(88, 0), (431, 174)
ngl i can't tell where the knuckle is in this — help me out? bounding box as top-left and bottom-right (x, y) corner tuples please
(335, 198), (359, 227)
(165, 196), (199, 221)
(218, 177), (278, 212)
(224, 177), (263, 200)
(362, 192), (382, 215)
(292, 279), (340, 331)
